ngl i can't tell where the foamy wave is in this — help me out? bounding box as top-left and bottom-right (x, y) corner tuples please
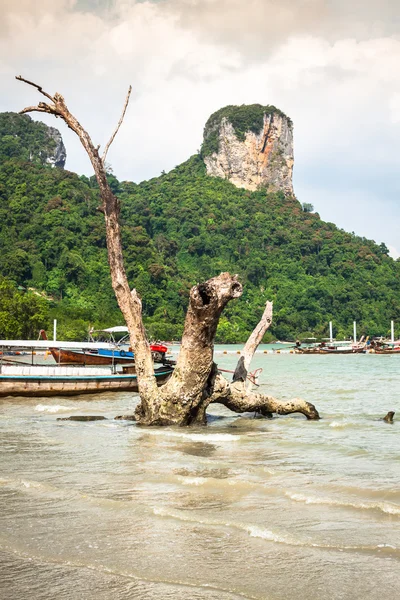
(329, 421), (354, 429)
(178, 476), (209, 486)
(176, 475), (247, 488)
(144, 430), (240, 442)
(285, 491), (400, 516)
(245, 525), (293, 544)
(35, 404), (73, 413)
(153, 507), (293, 544)
(263, 468), (277, 475)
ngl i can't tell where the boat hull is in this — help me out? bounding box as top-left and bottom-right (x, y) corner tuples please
(50, 347), (166, 365)
(0, 367), (173, 397)
(296, 346), (365, 354)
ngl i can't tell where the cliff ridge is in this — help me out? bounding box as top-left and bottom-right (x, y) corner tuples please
(201, 104), (293, 195)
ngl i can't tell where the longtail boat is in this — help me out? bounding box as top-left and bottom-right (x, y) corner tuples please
(39, 328), (168, 365)
(296, 341), (366, 354)
(0, 339), (173, 396)
(0, 365), (173, 397)
(369, 340), (400, 354)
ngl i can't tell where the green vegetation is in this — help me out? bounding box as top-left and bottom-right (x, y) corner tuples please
(201, 104), (292, 157)
(0, 112), (59, 166)
(0, 277), (48, 338)
(1, 112), (400, 342)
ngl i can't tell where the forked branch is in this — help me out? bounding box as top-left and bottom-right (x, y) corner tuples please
(16, 75), (55, 102)
(241, 300), (273, 371)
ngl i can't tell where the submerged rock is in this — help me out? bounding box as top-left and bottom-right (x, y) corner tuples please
(114, 415), (136, 421)
(383, 411), (395, 423)
(57, 416), (107, 422)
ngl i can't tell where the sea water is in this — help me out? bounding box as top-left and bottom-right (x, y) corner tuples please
(0, 347), (399, 599)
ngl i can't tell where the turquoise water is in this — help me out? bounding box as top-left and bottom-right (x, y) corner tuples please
(0, 347), (399, 599)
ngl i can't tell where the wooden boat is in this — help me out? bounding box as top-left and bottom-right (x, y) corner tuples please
(370, 340), (400, 354)
(318, 343), (365, 354)
(39, 329), (168, 365)
(0, 364), (173, 397)
(296, 341), (366, 354)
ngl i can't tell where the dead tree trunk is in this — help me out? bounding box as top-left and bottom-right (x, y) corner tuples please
(16, 77), (320, 425)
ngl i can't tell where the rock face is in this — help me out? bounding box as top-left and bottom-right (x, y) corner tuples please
(0, 112), (66, 168)
(202, 105), (293, 195)
(45, 126), (66, 168)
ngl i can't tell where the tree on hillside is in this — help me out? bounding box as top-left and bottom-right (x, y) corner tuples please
(16, 75), (319, 426)
(0, 277), (48, 339)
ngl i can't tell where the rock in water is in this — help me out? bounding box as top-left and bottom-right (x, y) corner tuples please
(114, 415), (136, 421)
(202, 104), (293, 194)
(57, 416), (107, 422)
(383, 411), (395, 423)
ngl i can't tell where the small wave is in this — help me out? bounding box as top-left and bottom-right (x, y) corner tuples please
(178, 476), (209, 486)
(176, 475), (253, 489)
(329, 421), (357, 429)
(35, 404), (73, 413)
(144, 430), (241, 442)
(153, 507), (296, 545)
(245, 525), (293, 544)
(153, 507), (399, 554)
(285, 491), (400, 516)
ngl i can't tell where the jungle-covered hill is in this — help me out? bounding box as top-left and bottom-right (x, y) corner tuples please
(1, 111), (400, 341)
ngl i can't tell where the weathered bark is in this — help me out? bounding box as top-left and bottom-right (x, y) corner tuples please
(210, 375), (320, 419)
(16, 78), (320, 425)
(135, 273), (243, 426)
(241, 301), (273, 373)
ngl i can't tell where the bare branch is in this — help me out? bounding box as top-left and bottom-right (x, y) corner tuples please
(241, 300), (273, 372)
(15, 76), (55, 102)
(102, 85), (132, 164)
(19, 105), (49, 115)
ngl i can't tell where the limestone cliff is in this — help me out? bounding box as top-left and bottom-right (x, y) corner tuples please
(201, 104), (293, 195)
(0, 112), (66, 168)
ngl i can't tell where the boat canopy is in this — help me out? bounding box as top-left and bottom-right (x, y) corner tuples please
(0, 340), (118, 350)
(92, 326), (129, 334)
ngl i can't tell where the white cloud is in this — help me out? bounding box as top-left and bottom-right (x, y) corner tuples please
(0, 0), (399, 253)
(388, 246), (400, 260)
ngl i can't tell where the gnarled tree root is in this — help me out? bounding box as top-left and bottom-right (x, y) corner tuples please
(210, 373), (320, 420)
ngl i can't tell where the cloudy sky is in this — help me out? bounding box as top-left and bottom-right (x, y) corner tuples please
(1, 0), (399, 257)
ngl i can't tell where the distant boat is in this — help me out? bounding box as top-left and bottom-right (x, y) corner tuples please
(39, 328), (169, 365)
(370, 340), (400, 354)
(296, 340), (366, 354)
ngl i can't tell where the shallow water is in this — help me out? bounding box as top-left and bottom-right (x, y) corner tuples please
(1, 348), (399, 599)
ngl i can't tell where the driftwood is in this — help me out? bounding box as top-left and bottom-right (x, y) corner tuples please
(16, 77), (320, 426)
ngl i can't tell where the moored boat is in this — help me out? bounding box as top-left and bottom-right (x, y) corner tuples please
(295, 341), (366, 354)
(0, 338), (174, 396)
(39, 328), (169, 365)
(369, 340), (400, 354)
(0, 364), (173, 397)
